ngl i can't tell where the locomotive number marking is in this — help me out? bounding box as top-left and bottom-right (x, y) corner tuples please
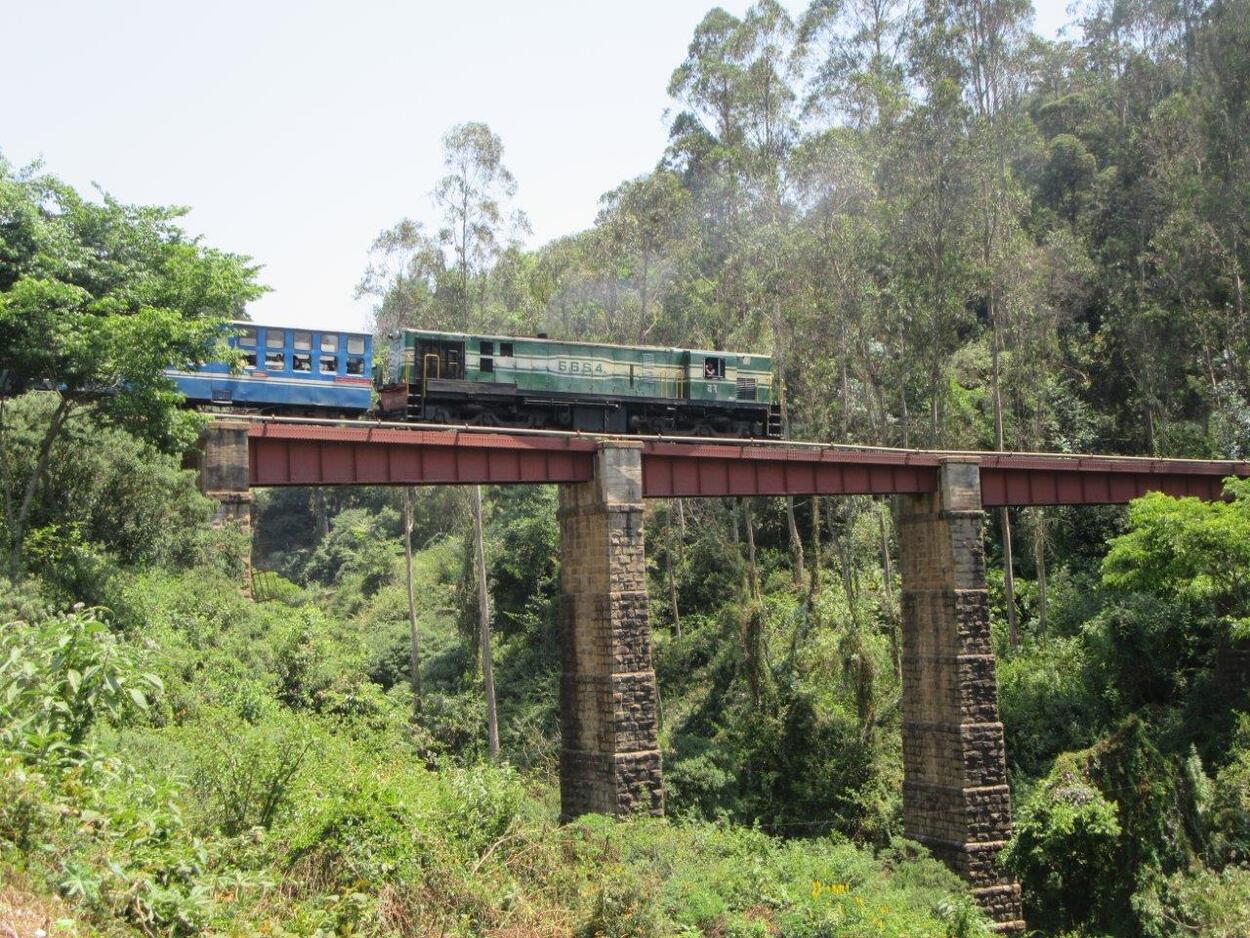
(557, 360), (605, 375)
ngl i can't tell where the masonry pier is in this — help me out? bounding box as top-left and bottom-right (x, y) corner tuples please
(556, 442), (664, 819)
(196, 420), (254, 576)
(899, 459), (1024, 931)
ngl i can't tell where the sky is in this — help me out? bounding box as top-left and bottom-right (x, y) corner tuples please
(3, 0), (1073, 333)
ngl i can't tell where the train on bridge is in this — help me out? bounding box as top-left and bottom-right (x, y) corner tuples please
(165, 322), (781, 439)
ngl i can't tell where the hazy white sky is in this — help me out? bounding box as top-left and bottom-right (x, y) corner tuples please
(2, 0), (1072, 333)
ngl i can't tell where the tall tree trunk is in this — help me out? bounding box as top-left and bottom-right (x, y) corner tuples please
(1033, 509), (1048, 638)
(743, 498), (760, 602)
(313, 488), (330, 541)
(777, 378), (805, 587)
(668, 505), (682, 639)
(990, 308), (1020, 649)
(6, 395), (73, 577)
(403, 488), (422, 710)
(881, 500), (901, 680)
(808, 495), (822, 603)
(471, 485), (499, 760)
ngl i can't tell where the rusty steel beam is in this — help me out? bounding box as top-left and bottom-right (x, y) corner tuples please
(242, 420), (1250, 506)
(248, 422), (596, 487)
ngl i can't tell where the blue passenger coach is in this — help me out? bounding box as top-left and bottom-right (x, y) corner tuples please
(166, 322), (373, 413)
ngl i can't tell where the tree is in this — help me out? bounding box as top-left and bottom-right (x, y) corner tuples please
(432, 122), (531, 324)
(470, 484), (500, 760)
(403, 487), (423, 710)
(594, 171), (692, 344)
(356, 218), (447, 338)
(0, 159), (263, 576)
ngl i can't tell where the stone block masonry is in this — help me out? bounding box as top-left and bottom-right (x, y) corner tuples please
(558, 442), (664, 819)
(196, 421), (254, 586)
(899, 459), (1025, 932)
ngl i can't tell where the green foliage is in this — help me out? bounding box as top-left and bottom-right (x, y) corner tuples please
(1133, 865), (1250, 938)
(1103, 481), (1250, 611)
(0, 157), (263, 576)
(186, 710), (314, 835)
(0, 607), (160, 762)
(1004, 755), (1124, 932)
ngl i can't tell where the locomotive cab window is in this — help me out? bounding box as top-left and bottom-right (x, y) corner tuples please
(480, 341), (494, 356)
(704, 357), (725, 379)
(500, 342), (513, 357)
(480, 356), (494, 373)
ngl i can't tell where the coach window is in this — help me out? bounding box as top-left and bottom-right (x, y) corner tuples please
(500, 342), (513, 357)
(238, 326), (258, 368)
(320, 334), (339, 374)
(346, 355), (365, 375)
(291, 332), (312, 372)
(480, 340), (494, 356)
(704, 357), (725, 379)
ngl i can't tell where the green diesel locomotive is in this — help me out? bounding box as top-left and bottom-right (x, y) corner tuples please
(378, 330), (780, 438)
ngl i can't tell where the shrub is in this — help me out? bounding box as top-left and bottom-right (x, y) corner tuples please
(187, 710), (315, 835)
(0, 607), (161, 763)
(1003, 754), (1123, 932)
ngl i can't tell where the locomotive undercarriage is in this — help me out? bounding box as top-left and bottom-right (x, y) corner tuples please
(391, 382), (782, 440)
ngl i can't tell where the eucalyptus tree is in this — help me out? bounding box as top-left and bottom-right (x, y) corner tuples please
(433, 122), (531, 325)
(594, 170), (693, 345)
(914, 0), (1037, 644)
(799, 0), (915, 129)
(356, 218), (447, 340)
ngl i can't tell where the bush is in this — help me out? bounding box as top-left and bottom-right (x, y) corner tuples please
(1004, 754), (1123, 933)
(186, 710), (315, 835)
(0, 607), (161, 763)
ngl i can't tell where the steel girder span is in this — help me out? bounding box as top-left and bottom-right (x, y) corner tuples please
(243, 420), (1250, 507)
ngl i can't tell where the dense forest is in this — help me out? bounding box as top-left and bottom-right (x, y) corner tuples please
(4, 0), (1250, 935)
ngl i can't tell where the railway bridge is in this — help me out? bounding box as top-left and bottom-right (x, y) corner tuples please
(198, 417), (1250, 932)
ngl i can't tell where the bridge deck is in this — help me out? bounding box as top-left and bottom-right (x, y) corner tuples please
(241, 417), (1250, 506)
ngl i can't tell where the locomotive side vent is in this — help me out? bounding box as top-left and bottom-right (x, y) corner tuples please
(736, 376), (757, 400)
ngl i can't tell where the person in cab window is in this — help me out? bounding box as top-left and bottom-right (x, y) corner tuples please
(705, 360), (718, 379)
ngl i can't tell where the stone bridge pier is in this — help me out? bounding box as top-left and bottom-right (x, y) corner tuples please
(898, 459), (1023, 930)
(556, 441), (664, 819)
(196, 421), (253, 553)
(552, 446), (1022, 930)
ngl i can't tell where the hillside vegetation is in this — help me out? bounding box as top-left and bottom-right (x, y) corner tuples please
(4, 0), (1250, 935)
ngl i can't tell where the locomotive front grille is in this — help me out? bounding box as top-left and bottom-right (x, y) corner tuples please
(736, 377), (757, 400)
